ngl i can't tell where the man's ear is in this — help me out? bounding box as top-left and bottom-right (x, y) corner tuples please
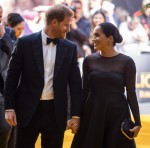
(51, 19), (58, 26)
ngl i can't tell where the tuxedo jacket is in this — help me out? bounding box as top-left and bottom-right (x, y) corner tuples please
(4, 31), (82, 131)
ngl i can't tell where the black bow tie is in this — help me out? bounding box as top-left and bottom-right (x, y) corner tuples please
(46, 38), (58, 45)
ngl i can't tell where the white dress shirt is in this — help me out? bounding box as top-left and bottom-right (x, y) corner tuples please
(40, 30), (57, 100)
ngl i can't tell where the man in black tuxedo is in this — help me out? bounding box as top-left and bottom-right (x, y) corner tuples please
(0, 5), (16, 148)
(4, 4), (82, 148)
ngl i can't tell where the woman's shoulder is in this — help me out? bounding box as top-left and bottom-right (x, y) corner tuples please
(85, 52), (100, 61)
(117, 53), (135, 67)
(119, 53), (134, 61)
(84, 52), (134, 64)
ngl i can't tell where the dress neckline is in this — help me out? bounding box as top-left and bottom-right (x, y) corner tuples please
(98, 52), (121, 58)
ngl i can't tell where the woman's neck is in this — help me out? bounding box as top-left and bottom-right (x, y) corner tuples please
(100, 47), (119, 57)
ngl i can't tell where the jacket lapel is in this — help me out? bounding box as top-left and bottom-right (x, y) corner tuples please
(32, 31), (44, 80)
(53, 40), (67, 82)
(32, 34), (67, 81)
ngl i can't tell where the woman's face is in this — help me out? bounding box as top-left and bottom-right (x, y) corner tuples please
(13, 21), (25, 38)
(92, 26), (110, 51)
(92, 13), (105, 27)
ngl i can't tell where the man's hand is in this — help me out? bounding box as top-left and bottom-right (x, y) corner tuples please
(66, 117), (80, 134)
(5, 110), (17, 126)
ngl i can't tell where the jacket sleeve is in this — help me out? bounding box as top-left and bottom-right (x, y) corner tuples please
(0, 73), (4, 95)
(68, 44), (82, 117)
(4, 38), (23, 110)
(1, 27), (16, 57)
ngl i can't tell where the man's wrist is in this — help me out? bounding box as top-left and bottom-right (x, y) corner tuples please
(5, 109), (15, 112)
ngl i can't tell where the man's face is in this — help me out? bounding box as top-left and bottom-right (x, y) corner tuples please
(0, 8), (3, 23)
(51, 16), (72, 39)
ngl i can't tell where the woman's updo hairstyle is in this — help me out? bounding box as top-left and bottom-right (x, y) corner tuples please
(99, 22), (123, 45)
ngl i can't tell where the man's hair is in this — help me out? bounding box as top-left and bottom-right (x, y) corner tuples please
(45, 4), (73, 25)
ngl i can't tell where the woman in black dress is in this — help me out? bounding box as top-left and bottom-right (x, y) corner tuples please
(71, 22), (141, 148)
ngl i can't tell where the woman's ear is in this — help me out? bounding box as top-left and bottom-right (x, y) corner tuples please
(108, 35), (114, 44)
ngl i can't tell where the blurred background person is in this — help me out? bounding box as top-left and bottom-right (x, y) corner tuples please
(5, 13), (26, 148)
(134, 0), (150, 40)
(88, 0), (102, 16)
(89, 9), (106, 53)
(0, 5), (16, 148)
(67, 0), (91, 75)
(6, 13), (25, 38)
(119, 16), (149, 55)
(115, 7), (129, 26)
(32, 5), (50, 31)
(21, 10), (36, 36)
(91, 10), (106, 33)
(101, 1), (119, 27)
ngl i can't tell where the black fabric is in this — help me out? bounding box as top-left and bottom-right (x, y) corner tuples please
(0, 27), (16, 93)
(0, 74), (4, 95)
(0, 27), (16, 148)
(71, 52), (140, 148)
(16, 100), (64, 148)
(46, 37), (58, 45)
(121, 118), (135, 139)
(0, 27), (16, 58)
(0, 96), (11, 148)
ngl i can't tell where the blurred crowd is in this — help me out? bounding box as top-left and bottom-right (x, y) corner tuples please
(1, 0), (150, 58)
(0, 0), (149, 147)
(0, 0), (150, 96)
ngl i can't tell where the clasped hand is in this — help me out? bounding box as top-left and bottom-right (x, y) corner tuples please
(66, 117), (80, 134)
(5, 110), (17, 126)
(130, 125), (141, 139)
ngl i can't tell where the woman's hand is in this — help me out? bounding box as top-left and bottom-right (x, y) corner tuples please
(130, 126), (141, 138)
(66, 117), (80, 134)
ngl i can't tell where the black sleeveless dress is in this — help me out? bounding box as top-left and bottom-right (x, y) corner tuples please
(71, 53), (141, 148)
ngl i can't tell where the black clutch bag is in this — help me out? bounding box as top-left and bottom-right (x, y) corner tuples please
(121, 118), (135, 140)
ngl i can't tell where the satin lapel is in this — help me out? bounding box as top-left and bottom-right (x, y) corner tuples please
(53, 40), (67, 82)
(32, 32), (44, 79)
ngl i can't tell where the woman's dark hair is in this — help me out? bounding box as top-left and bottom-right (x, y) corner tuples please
(7, 13), (24, 28)
(99, 22), (123, 45)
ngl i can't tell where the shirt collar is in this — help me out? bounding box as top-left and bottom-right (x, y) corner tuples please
(41, 29), (49, 45)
